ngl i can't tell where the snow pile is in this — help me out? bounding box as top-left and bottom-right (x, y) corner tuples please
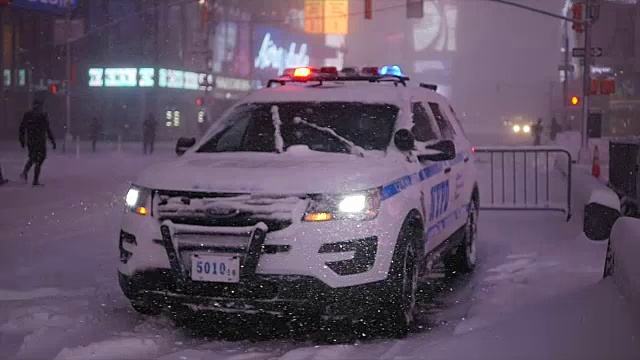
(569, 166), (619, 231)
(53, 338), (160, 360)
(158, 349), (277, 360)
(610, 217), (640, 316)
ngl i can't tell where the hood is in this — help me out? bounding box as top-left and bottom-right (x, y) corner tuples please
(135, 150), (405, 195)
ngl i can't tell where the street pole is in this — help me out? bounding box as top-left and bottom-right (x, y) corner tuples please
(580, 0), (592, 162)
(563, 33), (569, 129)
(64, 6), (72, 153)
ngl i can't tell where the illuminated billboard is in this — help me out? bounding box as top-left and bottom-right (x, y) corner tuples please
(304, 0), (348, 35)
(252, 25), (331, 80)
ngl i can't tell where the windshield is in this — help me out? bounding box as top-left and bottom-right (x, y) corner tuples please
(196, 102), (398, 154)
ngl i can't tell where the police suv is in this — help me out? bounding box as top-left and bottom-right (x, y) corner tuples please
(118, 65), (479, 336)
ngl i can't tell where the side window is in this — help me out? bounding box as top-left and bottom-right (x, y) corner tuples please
(448, 105), (468, 137)
(411, 102), (438, 142)
(428, 102), (456, 140)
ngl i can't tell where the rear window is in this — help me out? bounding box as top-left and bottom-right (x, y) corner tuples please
(197, 102), (399, 154)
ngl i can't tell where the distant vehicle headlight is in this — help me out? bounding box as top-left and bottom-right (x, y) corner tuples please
(513, 125), (521, 133)
(523, 125), (531, 133)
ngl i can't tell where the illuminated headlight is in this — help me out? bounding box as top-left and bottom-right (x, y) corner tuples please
(513, 125), (521, 133)
(125, 185), (151, 215)
(303, 189), (381, 222)
(523, 125), (531, 133)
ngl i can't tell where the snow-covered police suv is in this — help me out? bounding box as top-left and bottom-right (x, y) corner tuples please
(118, 65), (479, 336)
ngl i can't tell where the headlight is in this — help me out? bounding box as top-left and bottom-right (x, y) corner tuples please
(523, 125), (531, 133)
(303, 189), (381, 222)
(125, 185), (151, 215)
(512, 125), (521, 133)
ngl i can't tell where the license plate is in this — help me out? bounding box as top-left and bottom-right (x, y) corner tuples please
(190, 254), (240, 283)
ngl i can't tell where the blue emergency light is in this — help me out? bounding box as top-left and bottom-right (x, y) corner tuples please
(379, 65), (405, 77)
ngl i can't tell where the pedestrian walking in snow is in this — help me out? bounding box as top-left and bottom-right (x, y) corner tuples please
(19, 99), (56, 186)
(532, 118), (544, 146)
(89, 117), (102, 152)
(142, 113), (157, 155)
(549, 117), (561, 142)
(0, 164), (7, 186)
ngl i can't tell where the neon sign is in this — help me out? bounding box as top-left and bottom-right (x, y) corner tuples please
(89, 68), (154, 88)
(138, 68), (155, 87)
(254, 32), (309, 75)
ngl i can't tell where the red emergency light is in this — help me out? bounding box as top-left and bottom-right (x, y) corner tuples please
(293, 67), (312, 78)
(361, 67), (379, 76)
(320, 66), (338, 75)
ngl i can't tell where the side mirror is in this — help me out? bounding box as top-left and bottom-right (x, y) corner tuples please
(417, 139), (456, 162)
(176, 137), (196, 156)
(584, 202), (620, 241)
(394, 129), (415, 152)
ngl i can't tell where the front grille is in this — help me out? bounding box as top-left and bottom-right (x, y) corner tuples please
(154, 190), (306, 232)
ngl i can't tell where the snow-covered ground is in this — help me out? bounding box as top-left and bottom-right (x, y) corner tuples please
(0, 137), (612, 360)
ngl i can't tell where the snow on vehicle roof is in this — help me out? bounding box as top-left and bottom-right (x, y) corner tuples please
(241, 81), (448, 106)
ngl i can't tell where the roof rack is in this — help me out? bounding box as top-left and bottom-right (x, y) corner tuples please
(266, 74), (410, 88)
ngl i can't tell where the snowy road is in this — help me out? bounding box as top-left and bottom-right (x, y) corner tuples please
(0, 141), (605, 360)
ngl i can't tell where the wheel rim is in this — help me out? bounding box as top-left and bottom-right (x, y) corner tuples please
(401, 243), (418, 324)
(465, 205), (478, 265)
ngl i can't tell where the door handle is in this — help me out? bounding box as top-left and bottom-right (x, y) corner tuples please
(444, 167), (452, 174)
(464, 157), (470, 163)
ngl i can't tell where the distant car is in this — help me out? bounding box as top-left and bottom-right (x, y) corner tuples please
(117, 65), (480, 337)
(504, 120), (533, 135)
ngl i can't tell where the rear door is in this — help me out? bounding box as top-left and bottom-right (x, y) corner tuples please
(427, 101), (467, 237)
(445, 103), (475, 209)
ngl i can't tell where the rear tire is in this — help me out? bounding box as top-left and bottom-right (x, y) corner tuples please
(603, 239), (615, 278)
(444, 201), (478, 278)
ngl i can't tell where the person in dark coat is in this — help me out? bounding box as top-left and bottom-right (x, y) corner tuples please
(550, 117), (561, 142)
(19, 99), (56, 186)
(89, 117), (102, 152)
(142, 113), (157, 155)
(0, 164), (7, 186)
(532, 118), (544, 146)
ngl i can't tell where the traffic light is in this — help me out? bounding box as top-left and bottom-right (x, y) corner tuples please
(196, 97), (203, 106)
(570, 96), (580, 106)
(571, 3), (583, 33)
(49, 84), (58, 94)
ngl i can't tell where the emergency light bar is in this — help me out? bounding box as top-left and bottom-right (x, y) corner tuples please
(267, 65), (410, 88)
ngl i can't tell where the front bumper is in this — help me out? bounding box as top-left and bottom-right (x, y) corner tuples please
(119, 270), (391, 317)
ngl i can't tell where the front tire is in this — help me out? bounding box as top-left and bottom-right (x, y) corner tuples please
(445, 201), (478, 277)
(384, 223), (420, 338)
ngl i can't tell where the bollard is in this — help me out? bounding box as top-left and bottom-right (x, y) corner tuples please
(75, 136), (80, 159)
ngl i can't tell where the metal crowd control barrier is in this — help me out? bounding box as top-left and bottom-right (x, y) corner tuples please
(473, 147), (572, 221)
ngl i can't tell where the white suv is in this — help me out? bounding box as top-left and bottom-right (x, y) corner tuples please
(118, 66), (479, 336)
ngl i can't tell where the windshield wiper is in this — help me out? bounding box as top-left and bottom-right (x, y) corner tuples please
(293, 116), (365, 157)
